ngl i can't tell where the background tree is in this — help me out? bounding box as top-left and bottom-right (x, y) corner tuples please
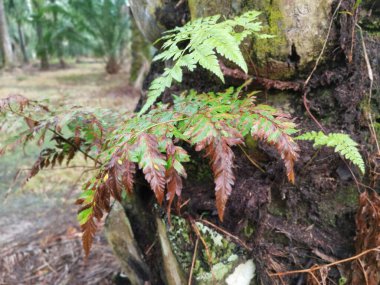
(1, 0), (132, 73)
(0, 0), (14, 68)
(31, 0), (50, 69)
(6, 0), (33, 64)
(69, 0), (131, 74)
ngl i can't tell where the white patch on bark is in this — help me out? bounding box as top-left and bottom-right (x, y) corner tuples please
(225, 259), (256, 285)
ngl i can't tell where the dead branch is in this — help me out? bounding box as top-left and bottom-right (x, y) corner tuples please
(269, 247), (380, 278)
(219, 60), (303, 92)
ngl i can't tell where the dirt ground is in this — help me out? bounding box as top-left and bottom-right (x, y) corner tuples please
(0, 61), (139, 285)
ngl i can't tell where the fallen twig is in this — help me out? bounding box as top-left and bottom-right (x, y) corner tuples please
(304, 0), (343, 87)
(238, 145), (265, 173)
(219, 60), (302, 92)
(269, 247), (380, 278)
(188, 237), (199, 285)
(302, 0), (343, 133)
(198, 219), (252, 251)
(189, 217), (217, 283)
(356, 23), (379, 155)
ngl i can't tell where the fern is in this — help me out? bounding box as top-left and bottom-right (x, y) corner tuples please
(0, 94), (117, 182)
(71, 85), (301, 254)
(2, 89), (365, 256)
(0, 10), (366, 259)
(295, 131), (365, 174)
(138, 10), (269, 115)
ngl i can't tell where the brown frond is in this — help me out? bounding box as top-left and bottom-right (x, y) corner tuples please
(96, 184), (111, 213)
(351, 191), (380, 284)
(165, 141), (188, 222)
(81, 215), (97, 258)
(188, 119), (244, 221)
(205, 137), (242, 221)
(251, 112), (299, 183)
(166, 167), (183, 222)
(104, 151), (136, 201)
(137, 134), (166, 204)
(122, 160), (136, 194)
(0, 94), (30, 112)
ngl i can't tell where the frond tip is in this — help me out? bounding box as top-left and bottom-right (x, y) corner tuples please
(296, 131), (365, 174)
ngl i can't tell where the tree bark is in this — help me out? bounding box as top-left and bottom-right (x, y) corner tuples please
(32, 0), (49, 70)
(109, 1), (379, 284)
(36, 21), (49, 70)
(105, 55), (120, 74)
(0, 0), (14, 68)
(17, 21), (28, 64)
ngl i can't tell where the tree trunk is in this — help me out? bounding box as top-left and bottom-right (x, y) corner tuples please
(38, 32), (49, 71)
(0, 0), (14, 68)
(105, 55), (120, 74)
(130, 17), (151, 87)
(130, 0), (336, 80)
(17, 21), (28, 64)
(36, 23), (49, 70)
(50, 0), (65, 69)
(108, 1), (379, 284)
(33, 0), (49, 70)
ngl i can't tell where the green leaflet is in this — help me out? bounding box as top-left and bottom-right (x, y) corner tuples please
(138, 10), (268, 116)
(77, 207), (93, 225)
(296, 131), (365, 174)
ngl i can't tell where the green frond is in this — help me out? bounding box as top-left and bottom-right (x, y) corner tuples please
(139, 10), (269, 115)
(206, 30), (248, 73)
(296, 131), (365, 174)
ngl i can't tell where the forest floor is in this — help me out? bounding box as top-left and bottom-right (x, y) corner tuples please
(0, 60), (139, 285)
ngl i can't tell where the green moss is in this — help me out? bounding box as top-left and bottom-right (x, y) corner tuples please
(194, 221), (243, 284)
(167, 216), (193, 271)
(186, 159), (213, 183)
(245, 135), (259, 150)
(243, 222), (255, 238)
(360, 93), (380, 142)
(263, 91), (294, 113)
(167, 216), (247, 284)
(252, 0), (287, 59)
(318, 186), (359, 227)
(187, 0), (197, 20)
(375, 122), (380, 141)
(188, 0), (232, 19)
(268, 201), (287, 217)
(130, 19), (152, 82)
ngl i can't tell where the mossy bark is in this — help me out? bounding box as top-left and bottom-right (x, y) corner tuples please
(130, 0), (336, 79)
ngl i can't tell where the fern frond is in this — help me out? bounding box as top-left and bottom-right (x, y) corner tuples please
(80, 214), (97, 257)
(185, 116), (244, 220)
(208, 30), (248, 73)
(165, 141), (189, 221)
(296, 131), (365, 174)
(76, 149), (136, 256)
(139, 10), (267, 115)
(249, 106), (300, 183)
(76, 181), (101, 257)
(130, 133), (167, 204)
(207, 137), (240, 221)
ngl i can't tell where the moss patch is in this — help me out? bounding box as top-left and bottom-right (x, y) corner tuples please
(167, 216), (248, 284)
(317, 186), (359, 227)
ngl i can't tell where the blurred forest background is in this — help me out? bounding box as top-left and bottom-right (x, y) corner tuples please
(0, 1), (149, 284)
